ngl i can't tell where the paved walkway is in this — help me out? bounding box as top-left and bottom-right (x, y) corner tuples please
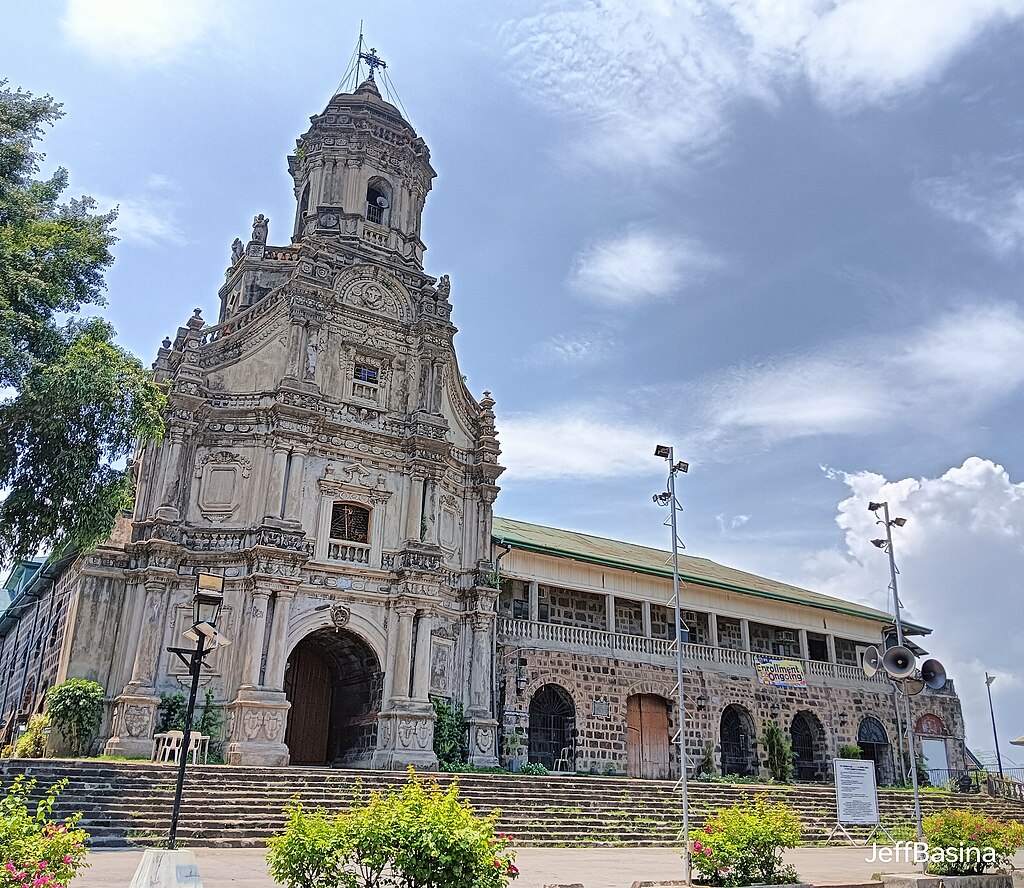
(72, 845), (1024, 887)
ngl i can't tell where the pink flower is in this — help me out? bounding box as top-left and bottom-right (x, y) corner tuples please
(62, 856), (72, 865)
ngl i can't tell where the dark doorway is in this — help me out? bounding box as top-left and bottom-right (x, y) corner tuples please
(720, 705), (756, 777)
(528, 684), (575, 770)
(790, 711), (825, 781)
(627, 694), (671, 779)
(858, 716), (893, 786)
(284, 628), (382, 767)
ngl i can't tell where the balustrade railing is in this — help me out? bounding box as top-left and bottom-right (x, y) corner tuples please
(497, 618), (886, 684)
(327, 541), (370, 565)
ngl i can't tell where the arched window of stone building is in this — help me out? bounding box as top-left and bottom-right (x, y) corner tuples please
(720, 704), (756, 777)
(365, 178), (392, 226)
(328, 503), (371, 565)
(790, 711), (826, 781)
(528, 684), (575, 771)
(858, 716), (894, 786)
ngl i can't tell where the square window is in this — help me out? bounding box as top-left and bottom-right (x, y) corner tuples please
(354, 364), (379, 385)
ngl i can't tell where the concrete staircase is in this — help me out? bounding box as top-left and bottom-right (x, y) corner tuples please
(2, 759), (1021, 849)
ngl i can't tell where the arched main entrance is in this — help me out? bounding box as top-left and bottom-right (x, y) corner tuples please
(790, 711), (826, 781)
(858, 716), (893, 786)
(720, 704), (756, 777)
(627, 694), (671, 779)
(528, 684), (575, 771)
(284, 628), (382, 767)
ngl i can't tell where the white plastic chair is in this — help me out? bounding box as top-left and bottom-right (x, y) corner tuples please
(160, 730), (184, 763)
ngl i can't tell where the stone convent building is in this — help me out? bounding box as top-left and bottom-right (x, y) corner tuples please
(0, 75), (967, 785)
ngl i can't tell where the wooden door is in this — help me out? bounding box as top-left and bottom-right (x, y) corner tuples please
(284, 645), (332, 765)
(627, 695), (670, 779)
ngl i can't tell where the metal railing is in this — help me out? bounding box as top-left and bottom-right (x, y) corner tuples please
(365, 203), (384, 225)
(497, 618), (886, 683)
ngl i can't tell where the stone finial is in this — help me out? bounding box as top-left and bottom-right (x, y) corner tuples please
(187, 308), (204, 330)
(161, 337), (172, 350)
(251, 213), (269, 245)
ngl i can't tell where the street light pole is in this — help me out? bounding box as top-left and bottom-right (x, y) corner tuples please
(985, 673), (1003, 778)
(654, 445), (690, 886)
(167, 631), (207, 850)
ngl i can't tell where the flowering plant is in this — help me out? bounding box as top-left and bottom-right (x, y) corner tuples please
(690, 795), (802, 887)
(922, 809), (1024, 875)
(0, 777), (89, 888)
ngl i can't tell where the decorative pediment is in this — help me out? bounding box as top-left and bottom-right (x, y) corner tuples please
(334, 264), (412, 323)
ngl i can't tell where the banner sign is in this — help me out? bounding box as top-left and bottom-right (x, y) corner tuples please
(754, 656), (807, 688)
(834, 758), (880, 825)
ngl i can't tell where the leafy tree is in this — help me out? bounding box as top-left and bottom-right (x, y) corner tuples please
(0, 83), (165, 565)
(762, 720), (794, 784)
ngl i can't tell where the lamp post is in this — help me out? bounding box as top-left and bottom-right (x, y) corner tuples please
(653, 444), (691, 886)
(165, 573), (229, 850)
(868, 501), (922, 842)
(985, 673), (1003, 778)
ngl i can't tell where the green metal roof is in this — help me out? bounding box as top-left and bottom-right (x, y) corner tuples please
(492, 516), (927, 632)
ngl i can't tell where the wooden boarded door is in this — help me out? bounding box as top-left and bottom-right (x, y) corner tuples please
(284, 644), (332, 765)
(627, 695), (670, 779)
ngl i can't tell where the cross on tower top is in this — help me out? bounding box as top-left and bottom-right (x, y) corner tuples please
(359, 46), (387, 81)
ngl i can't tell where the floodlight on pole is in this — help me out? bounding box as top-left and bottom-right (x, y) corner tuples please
(869, 502), (923, 849)
(653, 444), (691, 886)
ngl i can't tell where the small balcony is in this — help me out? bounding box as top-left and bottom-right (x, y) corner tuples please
(327, 540), (370, 565)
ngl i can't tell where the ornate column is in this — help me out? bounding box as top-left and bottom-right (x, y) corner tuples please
(405, 477), (424, 540)
(154, 429), (186, 520)
(283, 447), (306, 523)
(264, 447), (289, 522)
(104, 579), (169, 757)
(390, 602), (417, 702)
(380, 601), (400, 705)
(263, 590), (295, 691)
(225, 586), (292, 766)
(411, 610), (434, 702)
(373, 600), (437, 770)
(242, 589), (271, 688)
(466, 600), (499, 767)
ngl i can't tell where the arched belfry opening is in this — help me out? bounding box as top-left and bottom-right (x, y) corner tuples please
(284, 628), (382, 767)
(365, 178), (392, 226)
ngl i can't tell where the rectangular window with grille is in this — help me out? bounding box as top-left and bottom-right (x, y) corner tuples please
(352, 363), (380, 402)
(330, 503), (370, 543)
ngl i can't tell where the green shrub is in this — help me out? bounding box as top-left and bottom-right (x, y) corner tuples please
(697, 742), (716, 778)
(691, 795), (802, 887)
(838, 743), (862, 759)
(45, 679), (104, 756)
(266, 770), (517, 888)
(432, 697), (469, 769)
(762, 721), (793, 784)
(517, 762), (547, 776)
(0, 776), (89, 888)
(13, 714), (49, 759)
(156, 692), (187, 733)
(921, 809), (1024, 875)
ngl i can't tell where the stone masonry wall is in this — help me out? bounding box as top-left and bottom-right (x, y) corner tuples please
(497, 645), (966, 782)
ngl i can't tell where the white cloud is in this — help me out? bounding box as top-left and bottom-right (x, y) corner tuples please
(801, 458), (1024, 765)
(919, 157), (1024, 257)
(523, 331), (614, 367)
(570, 230), (720, 307)
(696, 302), (1024, 445)
(92, 175), (187, 247)
(500, 408), (665, 481)
(505, 0), (1024, 166)
(61, 0), (228, 66)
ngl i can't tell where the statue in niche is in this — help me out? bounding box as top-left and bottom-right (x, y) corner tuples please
(230, 238), (244, 263)
(251, 214), (269, 245)
(305, 334), (318, 379)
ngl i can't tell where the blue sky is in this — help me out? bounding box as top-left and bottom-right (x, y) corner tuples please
(8, 1), (1024, 765)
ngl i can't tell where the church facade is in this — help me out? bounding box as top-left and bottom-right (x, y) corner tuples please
(0, 77), (967, 784)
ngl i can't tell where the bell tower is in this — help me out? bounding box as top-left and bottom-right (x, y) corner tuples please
(288, 71), (435, 270)
(104, 53), (505, 770)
